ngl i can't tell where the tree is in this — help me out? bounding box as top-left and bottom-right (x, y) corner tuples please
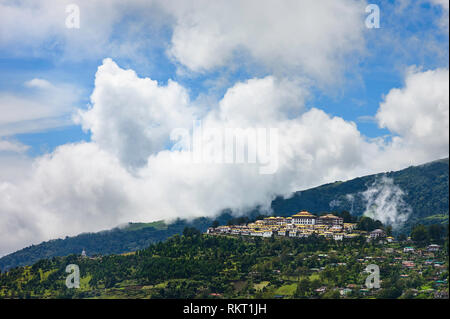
(322, 289), (340, 299)
(411, 225), (429, 244)
(295, 278), (311, 298)
(183, 227), (201, 238)
(385, 225), (393, 237)
(211, 220), (220, 228)
(339, 210), (356, 223)
(377, 285), (402, 299)
(427, 224), (445, 243)
(357, 216), (383, 232)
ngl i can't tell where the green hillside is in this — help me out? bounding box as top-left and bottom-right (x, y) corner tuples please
(0, 232), (448, 299)
(0, 218), (216, 271)
(1, 158), (448, 271)
(271, 158), (449, 232)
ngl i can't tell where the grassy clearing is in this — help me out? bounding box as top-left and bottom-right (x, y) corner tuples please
(125, 221), (167, 231)
(309, 273), (320, 281)
(254, 281), (270, 291)
(274, 283), (297, 296)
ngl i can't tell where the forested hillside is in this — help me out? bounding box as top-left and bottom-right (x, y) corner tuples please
(0, 218), (213, 271)
(1, 158), (448, 271)
(271, 158), (449, 231)
(0, 232), (448, 299)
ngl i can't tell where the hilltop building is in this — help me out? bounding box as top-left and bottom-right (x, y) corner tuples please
(292, 211), (317, 225)
(207, 211), (359, 241)
(317, 214), (343, 226)
(263, 216), (287, 225)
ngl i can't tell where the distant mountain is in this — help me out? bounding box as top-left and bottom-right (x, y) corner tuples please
(271, 158), (449, 232)
(1, 158), (448, 271)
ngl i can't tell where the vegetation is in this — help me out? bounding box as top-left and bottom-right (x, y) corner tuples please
(411, 224), (448, 246)
(0, 218), (216, 271)
(0, 226), (447, 299)
(271, 158), (449, 233)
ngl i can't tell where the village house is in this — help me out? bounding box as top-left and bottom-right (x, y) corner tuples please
(427, 244), (440, 252)
(402, 261), (415, 268)
(340, 288), (352, 296)
(369, 229), (386, 239)
(403, 247), (415, 253)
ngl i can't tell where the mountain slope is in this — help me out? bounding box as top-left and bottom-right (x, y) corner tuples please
(271, 158), (449, 231)
(0, 218), (215, 271)
(1, 158), (448, 271)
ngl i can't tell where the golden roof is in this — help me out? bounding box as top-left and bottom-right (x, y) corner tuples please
(320, 214), (339, 219)
(292, 211), (314, 217)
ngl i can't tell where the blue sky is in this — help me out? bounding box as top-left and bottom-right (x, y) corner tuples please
(1, 0), (447, 155)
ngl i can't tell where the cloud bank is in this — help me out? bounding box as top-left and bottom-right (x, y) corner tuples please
(0, 0), (368, 83)
(0, 59), (448, 256)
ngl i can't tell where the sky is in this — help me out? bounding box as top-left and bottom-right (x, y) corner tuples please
(0, 0), (448, 257)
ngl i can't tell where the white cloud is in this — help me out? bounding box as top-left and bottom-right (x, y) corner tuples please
(77, 58), (198, 167)
(0, 78), (81, 137)
(0, 139), (29, 153)
(362, 176), (412, 229)
(0, 1), (120, 58)
(24, 78), (54, 90)
(376, 67), (449, 161)
(0, 142), (134, 256)
(0, 0), (368, 84)
(165, 0), (367, 82)
(210, 76), (309, 127)
(0, 0), (180, 68)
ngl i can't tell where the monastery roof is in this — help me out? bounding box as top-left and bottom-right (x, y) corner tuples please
(292, 211), (315, 217)
(319, 214), (340, 219)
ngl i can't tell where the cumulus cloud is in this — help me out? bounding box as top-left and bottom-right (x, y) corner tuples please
(165, 0), (367, 82)
(0, 0), (367, 83)
(0, 60), (370, 256)
(77, 58), (198, 168)
(0, 60), (448, 257)
(376, 67), (449, 163)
